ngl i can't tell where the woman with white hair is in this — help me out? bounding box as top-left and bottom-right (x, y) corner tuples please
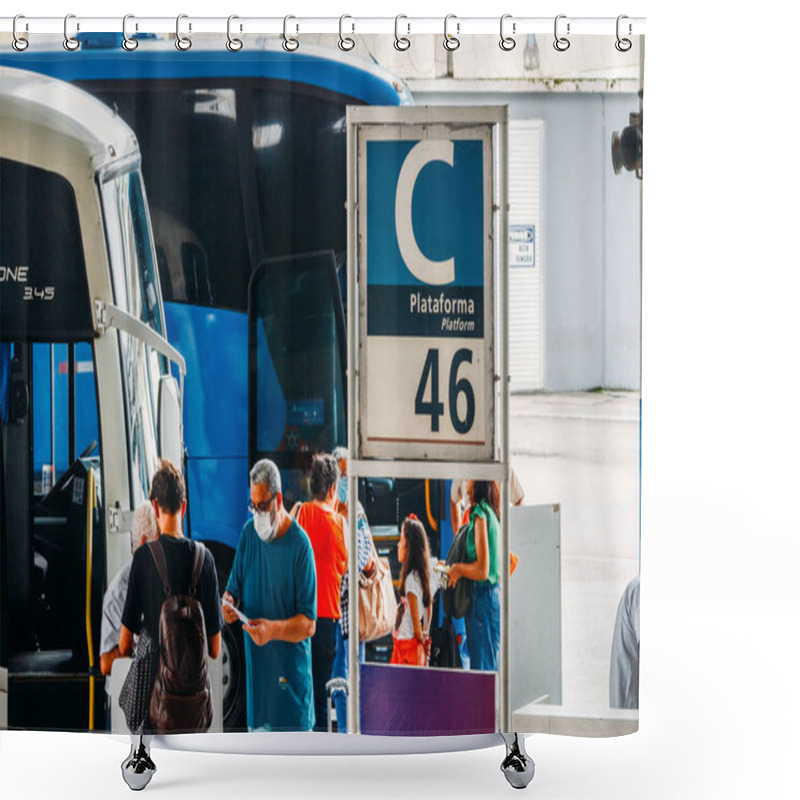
(99, 502), (158, 678)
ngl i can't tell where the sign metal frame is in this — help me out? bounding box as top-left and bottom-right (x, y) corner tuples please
(346, 105), (510, 733)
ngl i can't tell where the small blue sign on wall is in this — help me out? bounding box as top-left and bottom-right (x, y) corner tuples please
(509, 224), (535, 267)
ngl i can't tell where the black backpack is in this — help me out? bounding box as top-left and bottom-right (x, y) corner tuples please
(441, 523), (474, 619)
(147, 539), (213, 733)
(428, 592), (462, 670)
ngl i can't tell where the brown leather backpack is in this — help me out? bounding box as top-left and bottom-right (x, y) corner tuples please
(147, 539), (212, 734)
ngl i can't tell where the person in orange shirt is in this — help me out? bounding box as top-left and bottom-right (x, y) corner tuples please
(294, 453), (348, 732)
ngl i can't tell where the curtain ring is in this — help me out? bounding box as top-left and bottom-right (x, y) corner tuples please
(443, 14), (460, 51)
(283, 15), (299, 51)
(12, 15), (29, 52)
(227, 15), (243, 51)
(175, 14), (192, 51)
(394, 15), (410, 51)
(63, 13), (80, 51)
(615, 15), (632, 52)
(122, 15), (138, 51)
(553, 14), (570, 52)
(338, 14), (355, 51)
(499, 14), (516, 51)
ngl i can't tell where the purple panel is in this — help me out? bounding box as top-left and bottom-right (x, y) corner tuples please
(360, 664), (496, 736)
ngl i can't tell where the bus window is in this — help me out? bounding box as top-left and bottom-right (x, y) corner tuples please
(249, 251), (347, 500)
(100, 170), (164, 337)
(73, 343), (99, 463)
(32, 344), (70, 487)
(116, 328), (161, 509)
(0, 343), (10, 424)
(251, 87), (352, 263)
(87, 84), (251, 311)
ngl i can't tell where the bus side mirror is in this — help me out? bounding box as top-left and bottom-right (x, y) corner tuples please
(157, 375), (183, 466)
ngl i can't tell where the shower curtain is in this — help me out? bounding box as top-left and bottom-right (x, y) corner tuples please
(0, 18), (643, 743)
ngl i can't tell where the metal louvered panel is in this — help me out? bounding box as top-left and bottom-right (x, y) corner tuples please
(508, 120), (545, 392)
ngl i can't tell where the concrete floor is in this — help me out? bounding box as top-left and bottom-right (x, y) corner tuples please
(510, 391), (640, 709)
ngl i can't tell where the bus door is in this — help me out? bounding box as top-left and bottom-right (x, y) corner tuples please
(248, 251), (347, 504)
(1, 156), (106, 729)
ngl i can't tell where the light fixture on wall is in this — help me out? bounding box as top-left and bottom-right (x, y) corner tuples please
(612, 103), (643, 179)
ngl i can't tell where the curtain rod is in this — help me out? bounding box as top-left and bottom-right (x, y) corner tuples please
(1, 15), (646, 38)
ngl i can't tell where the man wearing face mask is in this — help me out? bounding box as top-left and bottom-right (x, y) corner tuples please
(222, 459), (317, 732)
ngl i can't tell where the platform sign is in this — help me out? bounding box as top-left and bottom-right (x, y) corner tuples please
(352, 108), (502, 462)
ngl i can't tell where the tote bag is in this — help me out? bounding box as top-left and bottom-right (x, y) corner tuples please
(358, 540), (398, 642)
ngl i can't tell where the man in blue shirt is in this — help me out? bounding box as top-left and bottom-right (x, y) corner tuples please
(609, 575), (640, 709)
(223, 459), (317, 732)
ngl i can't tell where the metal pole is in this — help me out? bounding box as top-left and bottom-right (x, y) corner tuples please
(345, 111), (360, 734)
(50, 344), (55, 484)
(497, 110), (511, 733)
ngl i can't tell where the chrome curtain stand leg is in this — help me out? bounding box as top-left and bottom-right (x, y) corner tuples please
(500, 732), (535, 789)
(121, 734), (157, 791)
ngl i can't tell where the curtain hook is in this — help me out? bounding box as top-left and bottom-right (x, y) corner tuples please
(499, 14), (516, 51)
(615, 15), (632, 52)
(63, 13), (80, 51)
(122, 14), (138, 51)
(12, 14), (29, 51)
(553, 14), (570, 52)
(394, 14), (411, 51)
(227, 15), (243, 51)
(283, 15), (299, 51)
(443, 13), (460, 51)
(339, 14), (355, 51)
(175, 14), (192, 51)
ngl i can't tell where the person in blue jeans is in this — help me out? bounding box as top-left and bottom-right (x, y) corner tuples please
(330, 447), (374, 732)
(446, 480), (501, 671)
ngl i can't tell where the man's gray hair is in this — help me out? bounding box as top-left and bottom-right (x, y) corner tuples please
(331, 446), (348, 462)
(131, 501), (158, 551)
(249, 458), (282, 495)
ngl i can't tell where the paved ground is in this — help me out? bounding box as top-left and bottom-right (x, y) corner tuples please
(511, 391), (640, 708)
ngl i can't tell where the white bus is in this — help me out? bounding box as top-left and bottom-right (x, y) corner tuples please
(0, 66), (185, 731)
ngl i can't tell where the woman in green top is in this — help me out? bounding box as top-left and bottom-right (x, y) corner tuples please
(447, 480), (501, 671)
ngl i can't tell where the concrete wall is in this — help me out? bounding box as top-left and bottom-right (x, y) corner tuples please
(409, 89), (641, 391)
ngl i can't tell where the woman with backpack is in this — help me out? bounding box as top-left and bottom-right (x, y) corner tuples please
(446, 480), (501, 672)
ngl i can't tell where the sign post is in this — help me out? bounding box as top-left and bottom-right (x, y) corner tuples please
(347, 106), (509, 733)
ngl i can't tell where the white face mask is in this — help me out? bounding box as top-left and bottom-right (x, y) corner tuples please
(254, 508), (277, 542)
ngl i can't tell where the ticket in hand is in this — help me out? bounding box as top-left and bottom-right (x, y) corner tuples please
(223, 598), (250, 625)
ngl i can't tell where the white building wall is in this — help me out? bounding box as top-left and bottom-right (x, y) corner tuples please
(299, 32), (643, 391)
(508, 120), (545, 392)
(409, 89), (641, 391)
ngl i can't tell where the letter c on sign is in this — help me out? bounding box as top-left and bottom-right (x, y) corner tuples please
(395, 140), (455, 285)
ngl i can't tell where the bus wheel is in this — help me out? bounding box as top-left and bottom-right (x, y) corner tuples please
(206, 542), (248, 731)
(221, 622), (247, 730)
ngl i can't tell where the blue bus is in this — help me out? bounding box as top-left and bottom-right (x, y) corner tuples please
(2, 36), (456, 728)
